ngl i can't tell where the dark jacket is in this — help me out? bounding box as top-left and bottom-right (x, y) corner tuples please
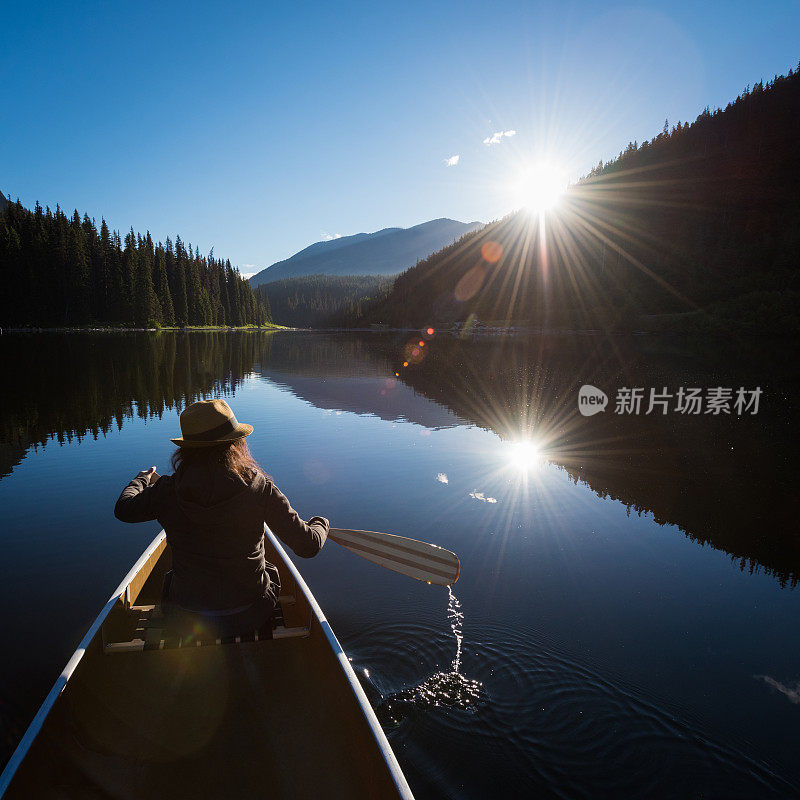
(114, 464), (328, 613)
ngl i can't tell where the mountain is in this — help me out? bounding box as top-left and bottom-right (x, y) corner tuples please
(249, 218), (483, 287)
(345, 66), (800, 335)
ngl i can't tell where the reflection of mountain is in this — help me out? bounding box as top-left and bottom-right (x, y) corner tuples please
(266, 373), (463, 429)
(255, 333), (464, 428)
(0, 332), (272, 480)
(6, 330), (798, 586)
(381, 334), (800, 587)
(0, 332), (465, 484)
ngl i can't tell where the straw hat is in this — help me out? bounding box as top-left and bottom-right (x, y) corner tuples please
(171, 399), (253, 447)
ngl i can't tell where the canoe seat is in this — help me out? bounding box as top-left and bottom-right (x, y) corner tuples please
(104, 595), (310, 654)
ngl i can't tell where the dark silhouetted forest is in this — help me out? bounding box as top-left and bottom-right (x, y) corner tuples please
(0, 201), (272, 328)
(254, 274), (392, 328)
(344, 65), (800, 336)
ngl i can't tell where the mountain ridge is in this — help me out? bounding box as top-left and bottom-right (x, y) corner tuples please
(342, 66), (800, 335)
(249, 217), (483, 286)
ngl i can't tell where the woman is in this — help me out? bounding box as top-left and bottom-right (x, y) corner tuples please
(114, 398), (329, 637)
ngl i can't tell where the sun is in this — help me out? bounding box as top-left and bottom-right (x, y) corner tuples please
(511, 161), (568, 213)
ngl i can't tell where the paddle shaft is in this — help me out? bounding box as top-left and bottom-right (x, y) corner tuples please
(328, 528), (460, 586)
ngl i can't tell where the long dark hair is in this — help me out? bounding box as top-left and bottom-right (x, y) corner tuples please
(171, 438), (265, 482)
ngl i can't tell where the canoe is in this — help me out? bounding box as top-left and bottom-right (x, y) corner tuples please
(0, 527), (415, 799)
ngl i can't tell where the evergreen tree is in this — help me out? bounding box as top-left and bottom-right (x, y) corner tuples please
(153, 247), (175, 325)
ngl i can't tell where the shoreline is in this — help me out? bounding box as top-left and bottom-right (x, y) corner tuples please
(1, 324), (292, 333)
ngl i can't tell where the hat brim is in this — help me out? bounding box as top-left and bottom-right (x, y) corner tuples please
(170, 423), (254, 448)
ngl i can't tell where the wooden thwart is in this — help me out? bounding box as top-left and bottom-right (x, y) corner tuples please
(103, 597), (308, 654)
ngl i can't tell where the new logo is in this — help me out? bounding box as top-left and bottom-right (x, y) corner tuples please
(578, 385), (608, 416)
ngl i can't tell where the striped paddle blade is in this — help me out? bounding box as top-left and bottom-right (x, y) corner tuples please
(328, 528), (460, 586)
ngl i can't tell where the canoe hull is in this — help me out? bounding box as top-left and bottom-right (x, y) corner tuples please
(0, 529), (413, 799)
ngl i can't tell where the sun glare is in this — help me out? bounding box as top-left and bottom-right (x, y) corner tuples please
(511, 162), (568, 213)
(508, 440), (543, 472)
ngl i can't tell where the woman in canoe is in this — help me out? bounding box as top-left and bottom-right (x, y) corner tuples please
(114, 398), (329, 637)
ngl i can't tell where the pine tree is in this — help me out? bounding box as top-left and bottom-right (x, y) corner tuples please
(153, 247), (175, 325)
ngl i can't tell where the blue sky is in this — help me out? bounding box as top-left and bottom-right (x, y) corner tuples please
(2, 1), (799, 271)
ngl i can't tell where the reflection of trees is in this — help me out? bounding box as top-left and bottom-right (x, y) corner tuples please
(0, 332), (274, 479)
(257, 332), (394, 377)
(387, 334), (800, 587)
(4, 330), (799, 586)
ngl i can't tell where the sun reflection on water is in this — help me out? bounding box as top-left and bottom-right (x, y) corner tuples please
(508, 439), (544, 472)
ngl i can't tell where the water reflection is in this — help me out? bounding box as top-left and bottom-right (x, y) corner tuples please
(2, 330), (799, 587)
(506, 439), (545, 472)
(2, 330), (800, 796)
(383, 334), (800, 587)
(256, 334), (463, 429)
(0, 331), (271, 480)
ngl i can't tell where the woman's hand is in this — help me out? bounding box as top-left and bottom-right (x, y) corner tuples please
(137, 466), (159, 485)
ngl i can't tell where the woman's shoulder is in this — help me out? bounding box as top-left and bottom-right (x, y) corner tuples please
(249, 470), (273, 494)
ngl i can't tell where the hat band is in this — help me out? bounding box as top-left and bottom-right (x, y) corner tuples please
(182, 415), (239, 442)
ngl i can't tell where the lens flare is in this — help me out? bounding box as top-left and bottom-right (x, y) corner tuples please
(404, 339), (427, 364)
(481, 241), (503, 263)
(454, 264), (486, 302)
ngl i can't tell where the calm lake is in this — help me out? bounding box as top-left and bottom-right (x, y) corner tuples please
(1, 331), (799, 798)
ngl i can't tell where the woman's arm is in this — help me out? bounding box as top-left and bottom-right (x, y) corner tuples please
(264, 482), (328, 558)
(114, 468), (161, 523)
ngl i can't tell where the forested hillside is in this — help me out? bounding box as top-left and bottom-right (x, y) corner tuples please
(346, 66), (800, 335)
(254, 274), (391, 328)
(0, 200), (271, 327)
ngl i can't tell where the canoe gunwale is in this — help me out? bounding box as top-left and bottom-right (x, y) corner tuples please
(262, 524), (415, 800)
(0, 532), (167, 796)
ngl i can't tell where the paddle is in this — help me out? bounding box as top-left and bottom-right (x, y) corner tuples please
(329, 528), (460, 586)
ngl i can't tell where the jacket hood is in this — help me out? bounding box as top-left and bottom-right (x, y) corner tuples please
(174, 464), (267, 523)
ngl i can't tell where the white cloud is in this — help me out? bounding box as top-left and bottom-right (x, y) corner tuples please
(469, 491), (498, 503)
(483, 130), (517, 146)
(436, 473), (449, 484)
(322, 232), (342, 241)
(444, 154), (460, 167)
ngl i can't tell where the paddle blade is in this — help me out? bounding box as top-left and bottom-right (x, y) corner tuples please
(328, 528), (460, 586)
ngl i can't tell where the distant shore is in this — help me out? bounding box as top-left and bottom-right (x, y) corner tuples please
(1, 324), (292, 333)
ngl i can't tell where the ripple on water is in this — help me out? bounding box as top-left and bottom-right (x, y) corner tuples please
(347, 614), (799, 799)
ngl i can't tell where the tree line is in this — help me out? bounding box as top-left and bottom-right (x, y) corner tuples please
(0, 200), (272, 328)
(253, 273), (392, 328)
(342, 64), (800, 336)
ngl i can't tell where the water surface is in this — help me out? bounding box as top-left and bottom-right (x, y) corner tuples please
(1, 331), (798, 798)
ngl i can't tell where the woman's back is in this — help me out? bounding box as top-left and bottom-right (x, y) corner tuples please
(114, 399), (328, 623)
(151, 463), (271, 612)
